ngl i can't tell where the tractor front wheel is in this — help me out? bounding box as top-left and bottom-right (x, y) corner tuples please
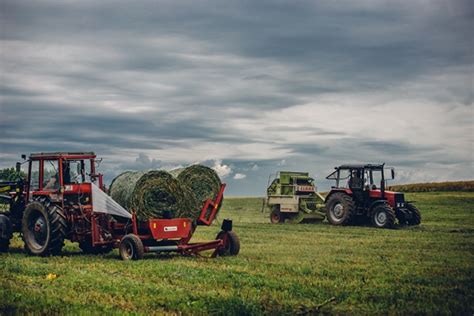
(216, 230), (240, 256)
(270, 206), (284, 224)
(406, 203), (421, 226)
(22, 199), (66, 256)
(371, 203), (396, 229)
(326, 193), (356, 226)
(0, 214), (13, 252)
(119, 234), (144, 260)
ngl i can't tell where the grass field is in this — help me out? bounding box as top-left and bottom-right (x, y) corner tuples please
(1, 192), (473, 315)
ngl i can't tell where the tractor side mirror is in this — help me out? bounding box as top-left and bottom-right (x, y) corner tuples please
(383, 168), (395, 180)
(15, 162), (21, 173)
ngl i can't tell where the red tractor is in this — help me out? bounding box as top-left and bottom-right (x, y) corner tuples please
(0, 152), (239, 259)
(324, 164), (421, 228)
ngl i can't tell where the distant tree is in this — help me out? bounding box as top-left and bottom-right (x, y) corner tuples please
(0, 167), (26, 181)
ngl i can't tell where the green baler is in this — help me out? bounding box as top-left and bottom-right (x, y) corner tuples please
(265, 171), (326, 223)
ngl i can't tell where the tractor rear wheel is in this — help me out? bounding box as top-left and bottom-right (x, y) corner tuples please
(22, 199), (67, 256)
(270, 205), (284, 224)
(79, 236), (114, 255)
(325, 193), (356, 226)
(0, 214), (13, 252)
(216, 230), (240, 256)
(371, 203), (396, 229)
(119, 234), (144, 260)
(406, 203), (421, 226)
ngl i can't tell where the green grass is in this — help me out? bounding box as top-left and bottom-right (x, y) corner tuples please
(1, 192), (473, 315)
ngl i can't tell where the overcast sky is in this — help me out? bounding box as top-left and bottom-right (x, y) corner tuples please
(0, 0), (473, 195)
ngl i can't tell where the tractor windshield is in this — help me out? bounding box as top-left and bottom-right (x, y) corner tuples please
(63, 160), (91, 184)
(43, 160), (59, 190)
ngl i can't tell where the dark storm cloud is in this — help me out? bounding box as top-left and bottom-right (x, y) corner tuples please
(1, 0), (472, 195)
(0, 97), (243, 149)
(3, 1), (472, 86)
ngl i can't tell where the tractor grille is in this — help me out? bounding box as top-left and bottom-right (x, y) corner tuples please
(394, 193), (405, 208)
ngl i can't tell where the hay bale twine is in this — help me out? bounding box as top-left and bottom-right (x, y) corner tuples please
(109, 170), (200, 220)
(173, 165), (222, 206)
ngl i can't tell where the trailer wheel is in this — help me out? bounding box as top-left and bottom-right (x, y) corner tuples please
(22, 199), (66, 256)
(406, 203), (421, 226)
(270, 205), (284, 224)
(119, 234), (144, 260)
(371, 203), (396, 229)
(216, 231), (240, 256)
(0, 214), (13, 252)
(326, 193), (356, 226)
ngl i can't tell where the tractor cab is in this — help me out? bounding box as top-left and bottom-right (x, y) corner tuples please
(325, 164), (421, 228)
(25, 152), (103, 202)
(326, 164), (394, 205)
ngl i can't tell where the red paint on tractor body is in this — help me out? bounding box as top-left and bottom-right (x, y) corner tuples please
(369, 189), (398, 207)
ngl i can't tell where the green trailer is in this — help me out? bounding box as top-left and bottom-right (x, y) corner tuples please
(264, 171), (326, 223)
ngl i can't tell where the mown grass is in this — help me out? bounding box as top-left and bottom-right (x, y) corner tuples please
(1, 192), (473, 315)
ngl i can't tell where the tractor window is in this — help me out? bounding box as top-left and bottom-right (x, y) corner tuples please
(338, 169), (351, 180)
(30, 160), (40, 191)
(364, 170), (371, 188)
(63, 160), (89, 184)
(43, 160), (59, 190)
(371, 170), (383, 189)
(338, 169), (351, 188)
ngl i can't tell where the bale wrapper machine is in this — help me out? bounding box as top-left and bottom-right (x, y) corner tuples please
(97, 182), (240, 260)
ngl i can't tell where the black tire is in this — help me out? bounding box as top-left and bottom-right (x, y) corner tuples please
(216, 230), (240, 256)
(406, 203), (421, 226)
(371, 203), (396, 229)
(0, 214), (13, 253)
(22, 199), (67, 256)
(79, 236), (114, 255)
(395, 209), (408, 226)
(326, 193), (356, 226)
(270, 205), (284, 224)
(119, 234), (144, 260)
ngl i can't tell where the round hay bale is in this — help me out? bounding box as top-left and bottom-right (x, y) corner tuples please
(109, 170), (200, 220)
(168, 167), (185, 178)
(173, 165), (222, 206)
(108, 171), (146, 209)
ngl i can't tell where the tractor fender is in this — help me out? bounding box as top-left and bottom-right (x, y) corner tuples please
(0, 214), (12, 240)
(369, 200), (391, 215)
(324, 188), (352, 203)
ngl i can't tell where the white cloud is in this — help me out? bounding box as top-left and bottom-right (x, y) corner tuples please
(277, 159), (287, 166)
(233, 173), (247, 180)
(211, 160), (232, 178)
